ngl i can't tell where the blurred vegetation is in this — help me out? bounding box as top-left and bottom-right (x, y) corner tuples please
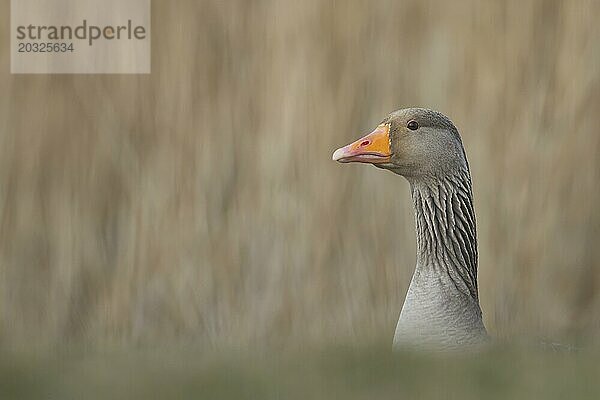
(0, 0), (599, 355)
(1, 344), (600, 399)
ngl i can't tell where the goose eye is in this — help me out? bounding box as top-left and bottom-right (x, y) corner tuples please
(407, 120), (419, 131)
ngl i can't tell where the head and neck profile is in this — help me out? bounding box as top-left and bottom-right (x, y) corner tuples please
(333, 108), (487, 351)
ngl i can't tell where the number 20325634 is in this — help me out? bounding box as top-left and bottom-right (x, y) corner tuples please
(17, 42), (74, 53)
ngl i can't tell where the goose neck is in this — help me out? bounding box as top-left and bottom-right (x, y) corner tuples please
(409, 170), (479, 300)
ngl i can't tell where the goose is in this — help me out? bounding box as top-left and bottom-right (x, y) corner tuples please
(333, 108), (488, 351)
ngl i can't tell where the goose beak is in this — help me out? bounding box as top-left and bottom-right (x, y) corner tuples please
(332, 124), (392, 164)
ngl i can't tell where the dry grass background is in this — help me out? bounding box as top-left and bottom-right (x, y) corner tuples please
(0, 0), (599, 350)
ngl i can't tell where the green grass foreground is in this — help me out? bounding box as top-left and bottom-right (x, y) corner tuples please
(0, 344), (598, 399)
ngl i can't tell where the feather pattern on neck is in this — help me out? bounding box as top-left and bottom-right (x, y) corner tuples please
(394, 168), (487, 351)
(412, 169), (479, 300)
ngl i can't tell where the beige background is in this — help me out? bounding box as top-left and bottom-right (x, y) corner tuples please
(0, 0), (599, 348)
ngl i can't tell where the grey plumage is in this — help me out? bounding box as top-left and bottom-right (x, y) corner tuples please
(394, 170), (487, 351)
(333, 107), (488, 351)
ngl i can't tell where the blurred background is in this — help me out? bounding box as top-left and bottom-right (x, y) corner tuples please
(0, 0), (599, 353)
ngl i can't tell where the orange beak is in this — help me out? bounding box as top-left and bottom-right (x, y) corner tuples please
(332, 124), (392, 164)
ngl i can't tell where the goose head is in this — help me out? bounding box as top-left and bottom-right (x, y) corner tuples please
(333, 108), (487, 350)
(332, 108), (467, 179)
